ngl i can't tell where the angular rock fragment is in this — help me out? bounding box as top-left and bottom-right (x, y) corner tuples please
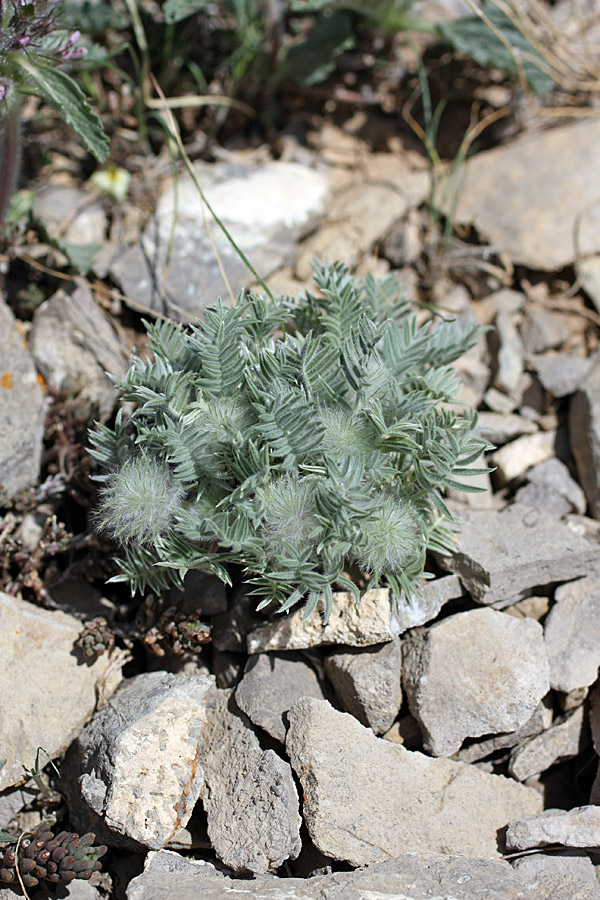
(436, 505), (599, 607)
(200, 688), (301, 873)
(544, 575), (600, 692)
(511, 850), (599, 889)
(508, 705), (588, 781)
(402, 608), (549, 757)
(515, 458), (587, 519)
(325, 637), (402, 734)
(454, 705), (547, 765)
(534, 354), (591, 398)
(0, 592), (123, 792)
(235, 652), (325, 742)
(521, 307), (570, 355)
(571, 350), (600, 517)
(477, 412), (538, 446)
(246, 588), (399, 653)
(395, 574), (463, 632)
(61, 671), (213, 849)
(286, 698), (541, 866)
(490, 431), (555, 484)
(127, 847), (543, 900)
(0, 300), (45, 497)
(494, 309), (523, 396)
(506, 807), (600, 851)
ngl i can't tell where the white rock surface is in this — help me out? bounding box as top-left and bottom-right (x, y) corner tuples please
(506, 807), (600, 851)
(544, 575), (600, 692)
(396, 574), (463, 632)
(246, 588), (399, 653)
(286, 698), (542, 866)
(0, 592), (123, 792)
(402, 608), (549, 757)
(61, 671), (213, 849)
(490, 431), (556, 484)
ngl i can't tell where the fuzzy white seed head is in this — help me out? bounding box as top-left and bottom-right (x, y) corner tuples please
(353, 492), (421, 580)
(259, 474), (320, 560)
(95, 456), (185, 546)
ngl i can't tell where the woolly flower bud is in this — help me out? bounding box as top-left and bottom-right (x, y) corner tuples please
(95, 456), (185, 546)
(353, 492), (421, 581)
(259, 474), (320, 560)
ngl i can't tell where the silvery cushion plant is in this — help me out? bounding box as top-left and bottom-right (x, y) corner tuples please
(90, 261), (489, 621)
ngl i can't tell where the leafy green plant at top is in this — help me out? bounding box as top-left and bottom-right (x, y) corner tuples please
(90, 261), (490, 622)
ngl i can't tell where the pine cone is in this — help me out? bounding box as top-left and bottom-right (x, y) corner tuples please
(0, 823), (107, 888)
(76, 617), (115, 659)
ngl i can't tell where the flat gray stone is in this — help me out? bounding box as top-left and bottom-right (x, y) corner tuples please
(200, 688), (301, 873)
(34, 185), (107, 246)
(535, 354), (592, 398)
(436, 505), (600, 607)
(512, 850), (598, 889)
(235, 652), (325, 743)
(110, 161), (329, 320)
(286, 697), (541, 866)
(29, 284), (129, 418)
(508, 705), (587, 781)
(544, 575), (600, 692)
(452, 120), (600, 270)
(0, 299), (45, 497)
(127, 848), (544, 900)
(515, 458), (587, 519)
(571, 350), (600, 517)
(506, 807), (600, 851)
(477, 412), (538, 446)
(396, 574), (463, 632)
(325, 637), (402, 734)
(246, 588), (400, 653)
(0, 592), (123, 792)
(61, 671), (214, 850)
(521, 308), (570, 355)
(402, 608), (549, 757)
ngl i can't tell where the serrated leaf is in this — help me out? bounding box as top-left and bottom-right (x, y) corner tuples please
(163, 0), (208, 23)
(13, 57), (109, 162)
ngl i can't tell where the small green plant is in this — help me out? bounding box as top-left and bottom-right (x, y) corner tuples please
(0, 821), (107, 888)
(90, 261), (489, 621)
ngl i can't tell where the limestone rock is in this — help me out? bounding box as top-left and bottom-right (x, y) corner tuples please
(490, 431), (556, 485)
(454, 705), (547, 765)
(436, 505), (599, 607)
(246, 588), (399, 653)
(506, 807), (600, 851)
(402, 608), (549, 757)
(535, 354), (592, 398)
(235, 652), (325, 743)
(512, 850), (598, 889)
(396, 574), (463, 632)
(61, 671), (213, 849)
(0, 300), (45, 497)
(477, 412), (538, 446)
(29, 284), (129, 418)
(325, 637), (402, 734)
(0, 592), (123, 792)
(544, 575), (600, 692)
(200, 688), (301, 873)
(508, 705), (587, 781)
(571, 350), (600, 517)
(452, 120), (600, 270)
(286, 697), (542, 866)
(515, 458), (587, 519)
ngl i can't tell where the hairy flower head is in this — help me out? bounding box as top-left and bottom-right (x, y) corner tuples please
(95, 456), (185, 546)
(353, 491), (421, 581)
(258, 474), (321, 561)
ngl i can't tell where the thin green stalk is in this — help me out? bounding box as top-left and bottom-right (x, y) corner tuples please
(0, 99), (21, 224)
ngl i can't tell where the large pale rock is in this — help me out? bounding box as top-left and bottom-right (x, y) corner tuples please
(402, 608), (549, 757)
(490, 431), (556, 484)
(235, 652), (325, 743)
(571, 350), (600, 518)
(544, 575), (600, 692)
(286, 698), (542, 866)
(452, 120), (600, 270)
(110, 161), (329, 319)
(200, 688), (301, 873)
(29, 284), (129, 418)
(61, 671), (213, 849)
(506, 807), (600, 851)
(246, 588), (399, 653)
(127, 847), (545, 900)
(508, 705), (587, 781)
(34, 185), (106, 246)
(325, 637), (402, 734)
(0, 300), (45, 497)
(437, 505), (599, 607)
(515, 458), (587, 519)
(0, 592), (123, 792)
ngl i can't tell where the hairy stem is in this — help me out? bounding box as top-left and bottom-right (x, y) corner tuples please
(0, 98), (21, 224)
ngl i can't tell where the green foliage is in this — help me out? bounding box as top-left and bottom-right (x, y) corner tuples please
(90, 261), (490, 620)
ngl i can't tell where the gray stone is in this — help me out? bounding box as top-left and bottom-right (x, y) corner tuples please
(477, 412), (538, 446)
(436, 504), (599, 607)
(325, 638), (402, 735)
(235, 652), (325, 742)
(535, 354), (592, 398)
(490, 431), (556, 484)
(580, 255), (600, 315)
(521, 308), (570, 355)
(571, 351), (600, 517)
(477, 288), (526, 326)
(29, 284), (129, 418)
(127, 848), (546, 900)
(454, 705), (547, 765)
(168, 569), (228, 617)
(200, 688), (301, 873)
(0, 592), (123, 792)
(512, 850), (599, 888)
(286, 698), (541, 866)
(61, 671), (214, 850)
(396, 574), (463, 632)
(494, 310), (524, 396)
(545, 575), (600, 692)
(110, 161), (329, 319)
(61, 881), (104, 900)
(0, 784), (37, 829)
(34, 185), (106, 247)
(515, 458), (587, 519)
(506, 807), (600, 851)
(402, 608), (549, 757)
(246, 588), (400, 653)
(484, 386), (519, 414)
(508, 705), (588, 781)
(0, 300), (45, 497)
(452, 120), (600, 271)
